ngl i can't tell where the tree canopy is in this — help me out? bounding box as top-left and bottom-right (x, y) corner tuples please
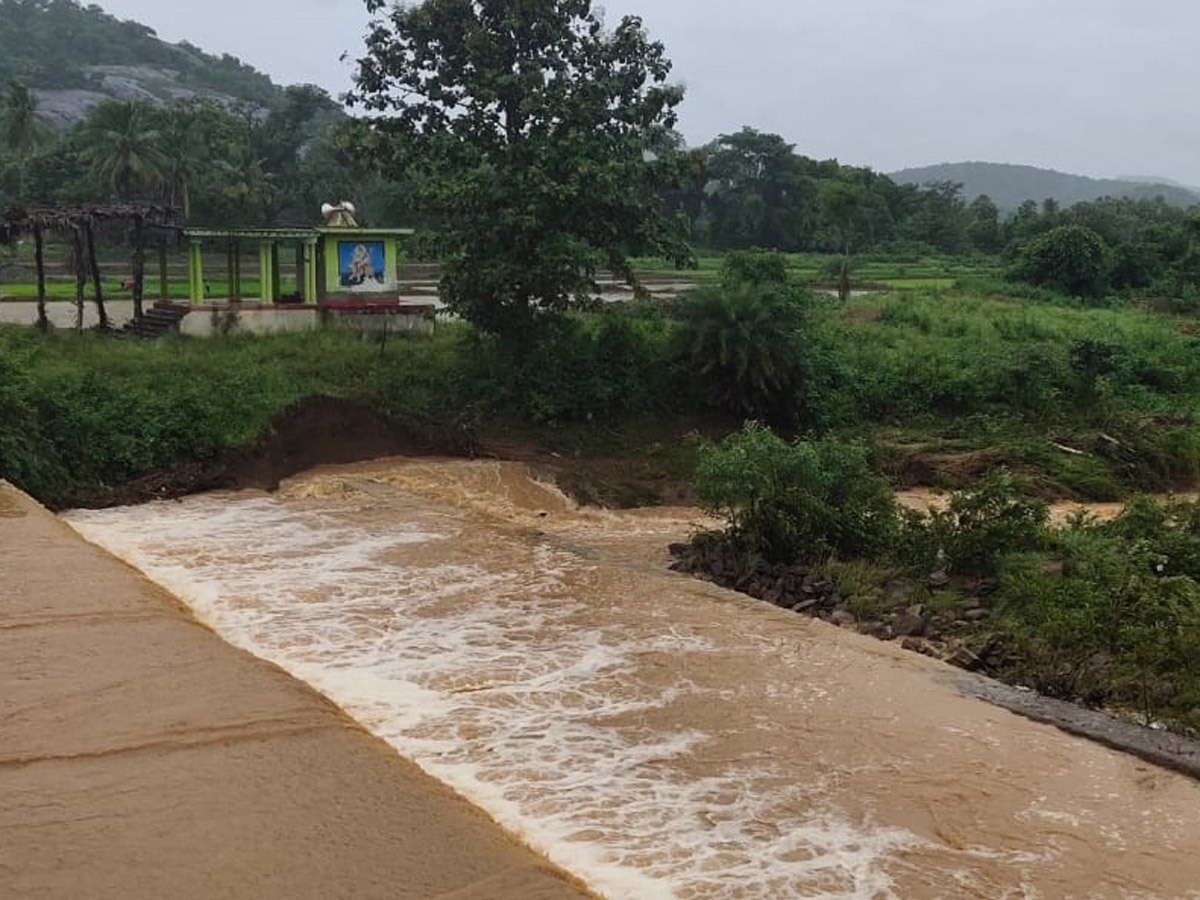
(347, 0), (692, 339)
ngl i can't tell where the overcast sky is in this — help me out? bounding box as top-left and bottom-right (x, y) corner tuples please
(95, 0), (1200, 184)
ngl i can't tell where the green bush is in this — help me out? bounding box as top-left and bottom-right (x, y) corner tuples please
(997, 528), (1200, 718)
(899, 471), (1049, 576)
(460, 312), (682, 425)
(1011, 225), (1112, 299)
(675, 281), (810, 420)
(695, 422), (898, 565)
(719, 249), (791, 288)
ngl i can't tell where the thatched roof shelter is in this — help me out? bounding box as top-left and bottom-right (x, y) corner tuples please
(0, 203), (182, 245)
(1, 203), (182, 331)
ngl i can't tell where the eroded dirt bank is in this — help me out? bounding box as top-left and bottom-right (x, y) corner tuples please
(0, 481), (595, 900)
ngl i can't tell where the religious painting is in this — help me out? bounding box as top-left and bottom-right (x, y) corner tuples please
(338, 241), (387, 289)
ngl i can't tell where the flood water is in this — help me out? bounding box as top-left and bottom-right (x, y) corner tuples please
(66, 458), (1200, 900)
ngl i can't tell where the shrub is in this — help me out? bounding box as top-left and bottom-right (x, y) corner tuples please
(695, 422), (898, 565)
(719, 249), (790, 288)
(674, 281), (809, 420)
(899, 471), (1049, 576)
(1011, 225), (1111, 299)
(997, 529), (1200, 719)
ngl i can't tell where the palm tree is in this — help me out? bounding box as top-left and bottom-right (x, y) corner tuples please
(159, 103), (203, 221)
(3, 80), (46, 156)
(81, 101), (164, 200)
(676, 282), (808, 420)
(4, 81), (49, 201)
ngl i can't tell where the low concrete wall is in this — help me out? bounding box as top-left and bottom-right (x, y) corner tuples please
(180, 306), (319, 337)
(179, 305), (435, 338)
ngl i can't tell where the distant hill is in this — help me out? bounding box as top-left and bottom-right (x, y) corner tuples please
(0, 0), (286, 127)
(889, 162), (1200, 211)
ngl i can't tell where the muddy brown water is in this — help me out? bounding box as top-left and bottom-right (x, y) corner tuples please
(66, 459), (1200, 900)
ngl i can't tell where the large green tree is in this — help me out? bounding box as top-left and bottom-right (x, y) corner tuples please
(348, 0), (691, 341)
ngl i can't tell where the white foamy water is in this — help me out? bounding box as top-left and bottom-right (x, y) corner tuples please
(65, 460), (1200, 900)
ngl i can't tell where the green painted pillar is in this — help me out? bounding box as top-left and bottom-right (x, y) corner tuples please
(232, 240), (242, 302)
(188, 241), (204, 305)
(259, 242), (274, 304)
(302, 239), (319, 305)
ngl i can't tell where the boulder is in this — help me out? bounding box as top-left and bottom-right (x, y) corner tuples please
(891, 605), (929, 637)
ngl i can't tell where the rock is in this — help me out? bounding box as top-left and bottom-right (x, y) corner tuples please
(964, 608), (989, 622)
(830, 610), (857, 628)
(667, 543), (691, 560)
(962, 597), (983, 611)
(901, 636), (931, 654)
(791, 598), (821, 614)
(891, 605), (928, 637)
(928, 570), (952, 589)
(859, 620), (890, 639)
(947, 647), (984, 671)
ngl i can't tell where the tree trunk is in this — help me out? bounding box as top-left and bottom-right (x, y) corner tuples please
(86, 222), (108, 330)
(33, 226), (48, 331)
(131, 218), (146, 320)
(159, 246), (169, 301)
(72, 228), (86, 332)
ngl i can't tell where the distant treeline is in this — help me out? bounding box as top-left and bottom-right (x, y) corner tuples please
(4, 83), (1199, 299)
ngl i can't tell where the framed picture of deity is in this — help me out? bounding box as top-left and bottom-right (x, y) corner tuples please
(338, 241), (387, 288)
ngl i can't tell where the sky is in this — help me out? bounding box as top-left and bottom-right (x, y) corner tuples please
(95, 0), (1200, 185)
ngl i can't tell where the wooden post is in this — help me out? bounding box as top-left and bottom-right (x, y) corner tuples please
(226, 239), (235, 303)
(232, 239), (242, 302)
(159, 246), (169, 301)
(85, 222), (108, 330)
(131, 217), (146, 320)
(33, 226), (48, 331)
(72, 227), (86, 332)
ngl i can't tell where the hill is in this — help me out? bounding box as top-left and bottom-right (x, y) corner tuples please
(889, 161), (1200, 211)
(0, 0), (285, 127)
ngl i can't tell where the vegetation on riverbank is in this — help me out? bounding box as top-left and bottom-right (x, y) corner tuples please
(676, 426), (1200, 732)
(5, 249), (1200, 507)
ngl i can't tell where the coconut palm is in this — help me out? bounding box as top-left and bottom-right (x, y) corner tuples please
(81, 101), (165, 200)
(3, 80), (49, 201)
(3, 80), (46, 156)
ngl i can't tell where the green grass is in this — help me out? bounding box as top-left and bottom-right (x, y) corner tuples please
(0, 277), (300, 301)
(630, 252), (1000, 291)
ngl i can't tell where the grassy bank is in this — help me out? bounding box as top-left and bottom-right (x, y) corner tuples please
(4, 275), (1200, 507)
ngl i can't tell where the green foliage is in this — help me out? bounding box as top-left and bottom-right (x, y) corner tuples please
(80, 101), (164, 200)
(1012, 225), (1111, 299)
(348, 0), (691, 340)
(718, 249), (790, 287)
(998, 526), (1200, 719)
(899, 471), (1049, 576)
(459, 311), (683, 425)
(674, 279), (808, 419)
(695, 422), (898, 565)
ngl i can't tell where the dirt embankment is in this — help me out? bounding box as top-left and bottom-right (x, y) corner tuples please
(66, 396), (695, 512)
